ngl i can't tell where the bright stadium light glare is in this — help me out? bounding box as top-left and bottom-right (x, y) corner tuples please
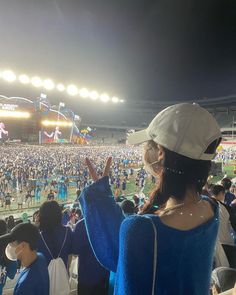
(100, 93), (110, 103)
(0, 110), (31, 118)
(41, 120), (73, 127)
(89, 91), (99, 100)
(67, 84), (78, 96)
(79, 88), (89, 98)
(31, 76), (42, 88)
(19, 74), (30, 84)
(2, 70), (16, 82)
(43, 79), (55, 90)
(57, 83), (65, 92)
(112, 96), (119, 103)
(0, 68), (124, 101)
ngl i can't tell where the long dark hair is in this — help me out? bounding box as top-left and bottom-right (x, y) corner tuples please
(39, 201), (62, 232)
(141, 139), (220, 214)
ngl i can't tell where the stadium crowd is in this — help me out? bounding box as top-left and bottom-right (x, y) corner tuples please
(0, 145), (144, 210)
(215, 148), (236, 164)
(0, 104), (236, 295)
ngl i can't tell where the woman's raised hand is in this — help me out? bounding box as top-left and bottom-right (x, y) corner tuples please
(85, 157), (112, 181)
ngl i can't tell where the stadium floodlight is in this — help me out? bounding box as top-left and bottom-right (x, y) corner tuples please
(57, 83), (65, 92)
(43, 79), (55, 90)
(79, 88), (89, 98)
(67, 84), (78, 96)
(112, 96), (119, 103)
(100, 93), (110, 103)
(2, 70), (16, 82)
(40, 93), (47, 99)
(0, 110), (31, 118)
(41, 120), (73, 127)
(0, 68), (124, 102)
(89, 91), (99, 100)
(19, 74), (30, 84)
(31, 76), (42, 88)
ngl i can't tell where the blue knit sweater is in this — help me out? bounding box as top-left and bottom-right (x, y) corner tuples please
(80, 176), (219, 295)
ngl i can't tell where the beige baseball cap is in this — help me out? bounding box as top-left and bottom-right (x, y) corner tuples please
(127, 103), (221, 160)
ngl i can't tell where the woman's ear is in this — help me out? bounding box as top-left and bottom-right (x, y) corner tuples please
(157, 145), (165, 162)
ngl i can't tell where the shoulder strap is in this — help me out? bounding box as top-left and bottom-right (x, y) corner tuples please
(40, 232), (54, 259)
(58, 227), (68, 258)
(144, 216), (157, 295)
(40, 227), (68, 259)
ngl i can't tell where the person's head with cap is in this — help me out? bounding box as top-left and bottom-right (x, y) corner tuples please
(127, 103), (221, 213)
(0, 223), (39, 265)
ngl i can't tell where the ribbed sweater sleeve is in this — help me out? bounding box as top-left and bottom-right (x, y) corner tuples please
(79, 176), (125, 272)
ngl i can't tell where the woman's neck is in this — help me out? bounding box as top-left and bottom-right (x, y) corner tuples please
(165, 189), (200, 210)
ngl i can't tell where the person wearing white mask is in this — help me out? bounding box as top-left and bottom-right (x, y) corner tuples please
(0, 223), (49, 295)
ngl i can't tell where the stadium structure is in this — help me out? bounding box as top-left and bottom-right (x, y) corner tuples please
(0, 69), (235, 144)
(79, 95), (236, 145)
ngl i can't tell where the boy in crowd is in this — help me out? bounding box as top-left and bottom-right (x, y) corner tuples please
(0, 223), (49, 295)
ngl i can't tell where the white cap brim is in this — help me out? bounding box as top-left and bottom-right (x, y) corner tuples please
(127, 129), (151, 145)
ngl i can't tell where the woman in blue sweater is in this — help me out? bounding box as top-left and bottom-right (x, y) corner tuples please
(80, 103), (222, 295)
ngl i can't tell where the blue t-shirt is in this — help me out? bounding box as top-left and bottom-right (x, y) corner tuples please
(13, 253), (49, 295)
(72, 219), (109, 285)
(0, 260), (17, 295)
(37, 225), (72, 268)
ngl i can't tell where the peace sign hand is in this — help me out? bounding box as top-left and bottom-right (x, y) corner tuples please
(85, 157), (112, 182)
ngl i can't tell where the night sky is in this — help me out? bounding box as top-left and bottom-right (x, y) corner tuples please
(0, 0), (236, 103)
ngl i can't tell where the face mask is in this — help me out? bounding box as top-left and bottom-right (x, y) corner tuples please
(5, 243), (20, 261)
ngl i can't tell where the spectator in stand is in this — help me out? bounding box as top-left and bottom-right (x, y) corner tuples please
(37, 201), (73, 269)
(62, 208), (71, 226)
(0, 220), (17, 295)
(68, 208), (79, 229)
(0, 223), (49, 295)
(221, 178), (236, 206)
(79, 103), (222, 295)
(72, 218), (109, 295)
(132, 194), (140, 213)
(120, 200), (135, 217)
(210, 184), (236, 238)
